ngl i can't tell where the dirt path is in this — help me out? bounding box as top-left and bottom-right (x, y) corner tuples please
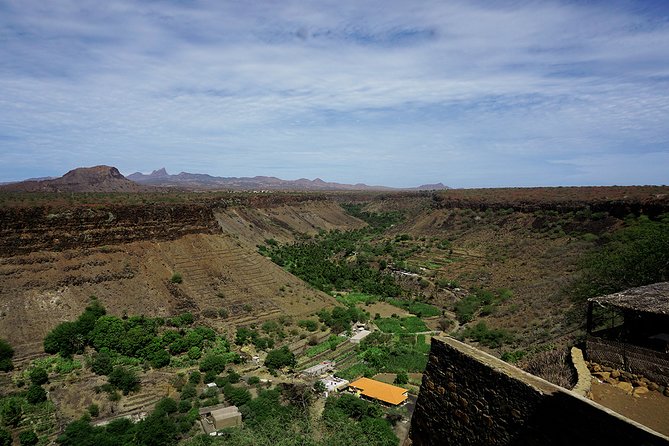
(590, 380), (669, 436)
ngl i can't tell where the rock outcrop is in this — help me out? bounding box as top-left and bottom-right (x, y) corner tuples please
(0, 203), (220, 256)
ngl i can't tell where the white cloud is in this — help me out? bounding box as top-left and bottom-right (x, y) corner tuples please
(0, 0), (668, 186)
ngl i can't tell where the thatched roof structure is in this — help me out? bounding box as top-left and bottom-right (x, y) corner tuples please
(589, 282), (669, 315)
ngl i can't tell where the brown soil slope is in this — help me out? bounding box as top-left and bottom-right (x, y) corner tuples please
(0, 201), (362, 359)
(215, 201), (366, 246)
(380, 206), (623, 347)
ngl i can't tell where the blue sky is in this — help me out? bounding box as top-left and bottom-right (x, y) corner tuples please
(1, 0), (668, 187)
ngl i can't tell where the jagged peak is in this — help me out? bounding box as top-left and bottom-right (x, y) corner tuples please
(150, 168), (168, 177)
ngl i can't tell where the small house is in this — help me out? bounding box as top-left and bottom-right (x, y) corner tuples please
(199, 404), (242, 434)
(320, 376), (349, 396)
(301, 361), (335, 377)
(586, 282), (669, 385)
(350, 329), (371, 344)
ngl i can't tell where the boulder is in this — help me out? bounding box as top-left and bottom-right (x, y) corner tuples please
(611, 370), (620, 379)
(633, 386), (649, 397)
(617, 381), (634, 393)
(593, 371), (610, 381)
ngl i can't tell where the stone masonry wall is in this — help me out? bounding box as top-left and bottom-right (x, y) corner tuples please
(410, 337), (669, 446)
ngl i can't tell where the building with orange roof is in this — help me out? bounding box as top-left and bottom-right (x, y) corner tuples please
(348, 377), (408, 406)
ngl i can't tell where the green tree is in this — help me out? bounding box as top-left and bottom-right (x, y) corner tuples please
(29, 367), (48, 385)
(264, 346), (296, 371)
(574, 214), (669, 300)
(187, 347), (201, 360)
(108, 366), (140, 395)
(0, 398), (22, 427)
(25, 385), (47, 404)
(154, 398), (178, 416)
(188, 371), (201, 385)
(44, 322), (85, 356)
(18, 430), (38, 446)
(91, 316), (125, 351)
(0, 339), (14, 372)
(314, 380), (326, 394)
(135, 412), (177, 446)
(0, 427), (11, 446)
(394, 371), (408, 385)
(222, 384), (251, 406)
(88, 403), (99, 417)
(91, 350), (114, 376)
(199, 354), (226, 374)
(149, 349), (171, 369)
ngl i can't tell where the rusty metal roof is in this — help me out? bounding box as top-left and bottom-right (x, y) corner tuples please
(588, 282), (669, 315)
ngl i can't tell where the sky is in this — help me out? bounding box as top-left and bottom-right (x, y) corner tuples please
(1, 0), (668, 188)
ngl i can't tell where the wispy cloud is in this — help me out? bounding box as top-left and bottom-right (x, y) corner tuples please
(1, 0), (668, 186)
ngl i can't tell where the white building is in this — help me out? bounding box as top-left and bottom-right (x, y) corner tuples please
(350, 329), (371, 344)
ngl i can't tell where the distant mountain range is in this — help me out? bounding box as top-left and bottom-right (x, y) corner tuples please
(0, 166), (148, 193)
(128, 168), (448, 191)
(0, 166), (449, 193)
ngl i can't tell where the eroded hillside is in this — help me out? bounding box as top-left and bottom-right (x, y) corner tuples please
(0, 199), (363, 359)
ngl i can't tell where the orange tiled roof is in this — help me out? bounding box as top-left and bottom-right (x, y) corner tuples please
(348, 377), (408, 405)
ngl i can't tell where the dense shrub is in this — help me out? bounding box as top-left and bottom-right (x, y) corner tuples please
(573, 214), (669, 300)
(298, 319), (318, 332)
(0, 339), (14, 372)
(25, 385), (47, 404)
(264, 346), (296, 371)
(29, 367), (48, 385)
(222, 384), (251, 407)
(0, 398), (22, 427)
(18, 430), (38, 446)
(108, 366), (140, 394)
(458, 322), (514, 348)
(199, 354), (226, 374)
(0, 427), (11, 446)
(44, 299), (105, 357)
(262, 228), (402, 297)
(91, 350), (114, 375)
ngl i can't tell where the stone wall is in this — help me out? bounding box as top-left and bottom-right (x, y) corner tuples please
(410, 337), (669, 446)
(586, 336), (669, 386)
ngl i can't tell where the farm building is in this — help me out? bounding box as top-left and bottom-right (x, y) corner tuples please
(320, 376), (349, 396)
(348, 377), (408, 406)
(586, 282), (669, 385)
(199, 404), (242, 434)
(302, 360), (335, 377)
(350, 329), (371, 344)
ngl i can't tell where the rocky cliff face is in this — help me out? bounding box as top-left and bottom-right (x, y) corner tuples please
(0, 203), (221, 256)
(431, 186), (669, 218)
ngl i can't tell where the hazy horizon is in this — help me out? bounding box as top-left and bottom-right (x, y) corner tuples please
(1, 1), (668, 188)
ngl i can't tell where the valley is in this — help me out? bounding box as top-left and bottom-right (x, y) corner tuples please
(0, 186), (668, 445)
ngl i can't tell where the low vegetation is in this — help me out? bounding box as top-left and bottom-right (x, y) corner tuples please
(375, 316), (428, 334)
(0, 339), (14, 372)
(457, 322), (514, 349)
(573, 213), (669, 301)
(453, 288), (512, 324)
